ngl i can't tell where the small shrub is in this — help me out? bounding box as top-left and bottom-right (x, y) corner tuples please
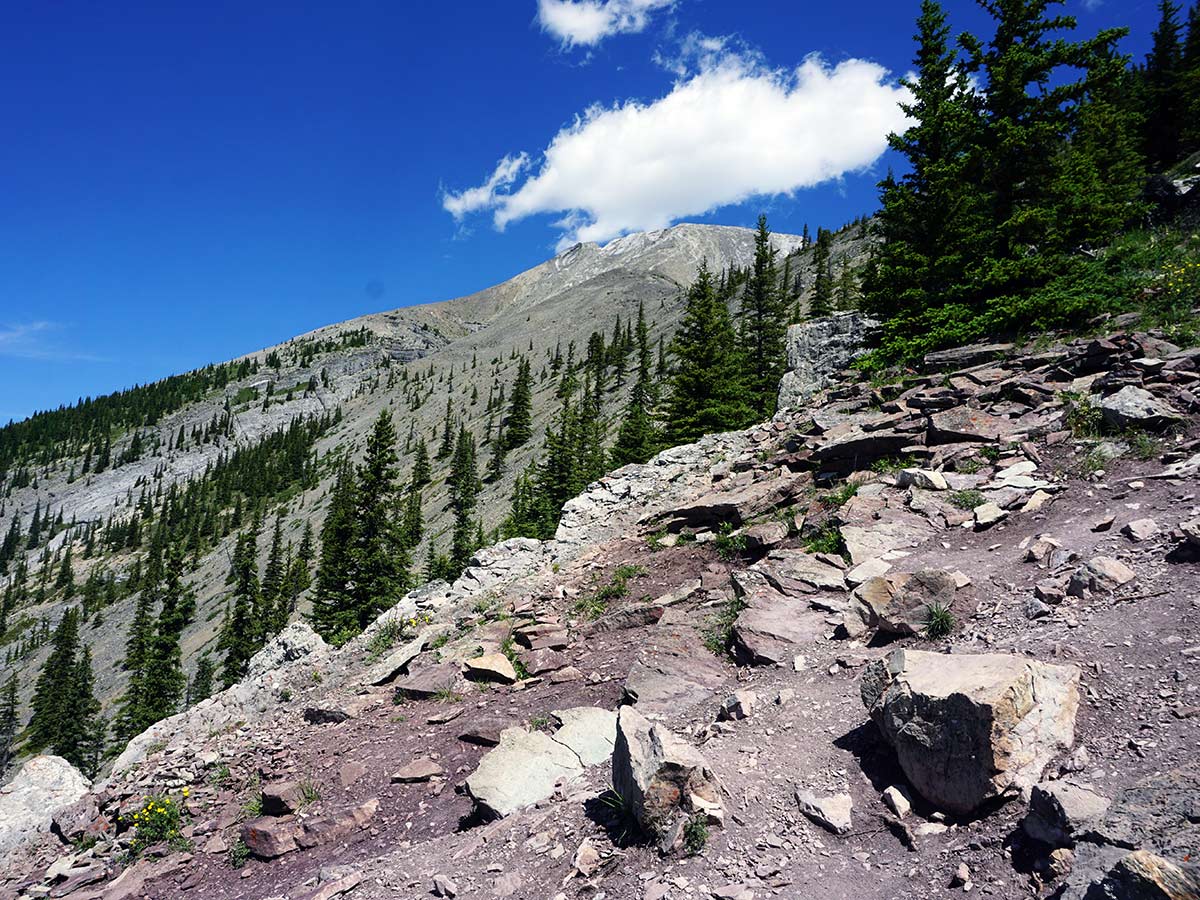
(127, 792), (189, 854)
(1078, 446), (1109, 477)
(683, 813), (709, 855)
(979, 445), (1002, 463)
(243, 790), (263, 818)
(528, 714), (552, 731)
(500, 635), (530, 680)
(1061, 391), (1102, 439)
(575, 565), (646, 620)
(1126, 430), (1160, 460)
(923, 602), (955, 640)
(804, 523), (846, 558)
(714, 522), (747, 561)
(821, 479), (862, 508)
(676, 531), (696, 545)
(277, 687), (292, 702)
(208, 763), (232, 788)
(702, 596), (747, 656)
(326, 626), (358, 649)
(870, 455), (915, 475)
(229, 838), (251, 869)
(298, 780), (321, 807)
(949, 489), (986, 511)
(646, 529), (669, 552)
(311, 669), (323, 683)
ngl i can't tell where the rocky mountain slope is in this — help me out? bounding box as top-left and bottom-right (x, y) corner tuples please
(3, 315), (1198, 900)
(0, 223), (806, 725)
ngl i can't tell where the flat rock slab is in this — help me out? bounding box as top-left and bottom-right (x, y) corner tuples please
(394, 662), (461, 700)
(753, 549), (847, 594)
(732, 596), (827, 666)
(462, 707), (616, 819)
(795, 789), (853, 835)
(928, 407), (1018, 444)
(622, 627), (728, 712)
(391, 758), (445, 783)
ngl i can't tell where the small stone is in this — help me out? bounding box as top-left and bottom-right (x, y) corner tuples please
(572, 838), (601, 877)
(1121, 518), (1158, 542)
(882, 785), (912, 819)
(463, 652), (518, 685)
(717, 690), (758, 722)
(432, 874), (458, 898)
(794, 789), (853, 835)
(952, 862), (972, 888)
(390, 758), (444, 783)
(973, 502), (1007, 530)
(1092, 513), (1116, 532)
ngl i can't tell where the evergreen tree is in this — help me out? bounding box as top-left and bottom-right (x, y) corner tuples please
(503, 357), (534, 450)
(663, 263), (755, 446)
(399, 483), (424, 551)
(218, 528), (260, 687)
(28, 608), (81, 753)
(411, 439), (432, 488)
(135, 545), (190, 730)
(309, 459), (357, 642)
(1143, 0), (1185, 167)
(809, 228), (835, 317)
(187, 654), (215, 706)
(348, 409), (410, 630)
(261, 514), (286, 634)
(0, 673), (19, 772)
(737, 215), (789, 418)
(611, 378), (660, 468)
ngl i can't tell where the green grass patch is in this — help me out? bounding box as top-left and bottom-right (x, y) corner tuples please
(949, 489), (986, 511)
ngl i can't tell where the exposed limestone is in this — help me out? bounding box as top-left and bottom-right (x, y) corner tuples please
(0, 756), (90, 859)
(612, 706), (722, 849)
(861, 648), (1080, 815)
(777, 312), (879, 409)
(794, 789), (853, 835)
(1099, 386), (1184, 431)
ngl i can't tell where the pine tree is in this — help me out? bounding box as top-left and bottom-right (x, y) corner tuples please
(399, 483), (424, 550)
(663, 263), (754, 446)
(1144, 0), (1185, 167)
(62, 646), (104, 777)
(809, 228), (835, 317)
(30, 609), (82, 751)
(187, 654), (215, 706)
(218, 528), (260, 687)
(349, 410), (410, 630)
(411, 439), (432, 488)
(503, 357), (534, 450)
(261, 514), (286, 634)
(611, 378), (659, 468)
(309, 459), (357, 642)
(1182, 1), (1200, 153)
(0, 673), (19, 772)
(737, 215), (789, 419)
(136, 545), (190, 730)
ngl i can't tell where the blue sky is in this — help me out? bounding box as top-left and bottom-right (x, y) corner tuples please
(0, 0), (1163, 423)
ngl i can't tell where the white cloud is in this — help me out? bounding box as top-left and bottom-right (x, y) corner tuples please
(443, 49), (910, 249)
(536, 0), (675, 48)
(0, 321), (105, 362)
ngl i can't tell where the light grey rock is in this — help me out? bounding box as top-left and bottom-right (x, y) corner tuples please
(246, 622), (328, 678)
(1099, 386), (1184, 431)
(717, 690), (758, 721)
(882, 785), (912, 819)
(973, 501), (1008, 529)
(1023, 779), (1111, 847)
(794, 789), (853, 835)
(0, 756), (91, 858)
(1121, 518), (1159, 543)
(1183, 516), (1200, 548)
(777, 312), (879, 409)
(465, 727), (583, 819)
(752, 549), (847, 594)
(1067, 557), (1137, 597)
(897, 468), (949, 491)
(849, 570), (959, 637)
(612, 706), (722, 847)
(861, 648), (1080, 815)
(462, 652), (518, 684)
(550, 707), (618, 767)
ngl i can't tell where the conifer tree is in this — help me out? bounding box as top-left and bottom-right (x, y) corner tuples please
(503, 357), (534, 450)
(261, 514), (286, 634)
(309, 459), (357, 641)
(737, 215), (789, 419)
(187, 654), (215, 706)
(349, 409), (410, 629)
(399, 483), (424, 551)
(0, 673), (19, 772)
(809, 228), (835, 318)
(218, 528), (260, 687)
(1144, 0), (1185, 167)
(136, 545), (190, 729)
(663, 264), (754, 446)
(411, 439), (432, 488)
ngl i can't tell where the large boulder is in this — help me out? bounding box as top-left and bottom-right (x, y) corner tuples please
(1069, 850), (1200, 900)
(0, 755), (91, 857)
(612, 706), (722, 850)
(1099, 386), (1184, 431)
(861, 648), (1080, 816)
(777, 312), (880, 409)
(928, 407), (1019, 444)
(246, 621), (328, 678)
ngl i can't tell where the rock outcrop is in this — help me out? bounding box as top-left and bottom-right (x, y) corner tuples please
(777, 312), (879, 409)
(0, 756), (90, 858)
(861, 648), (1080, 815)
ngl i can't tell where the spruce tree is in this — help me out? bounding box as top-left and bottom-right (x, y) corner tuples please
(503, 357), (534, 450)
(1144, 0), (1185, 167)
(27, 608), (81, 754)
(349, 409), (410, 630)
(218, 528), (260, 687)
(309, 459), (357, 642)
(737, 215), (789, 419)
(261, 514), (286, 634)
(0, 673), (19, 772)
(809, 228), (835, 317)
(411, 439), (431, 488)
(399, 483), (424, 551)
(187, 654), (215, 706)
(663, 263), (754, 446)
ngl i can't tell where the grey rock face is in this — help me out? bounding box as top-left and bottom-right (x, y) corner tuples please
(794, 789), (853, 835)
(0, 755), (91, 858)
(1023, 779), (1111, 847)
(861, 648), (1080, 816)
(612, 706), (722, 847)
(1099, 386), (1184, 431)
(247, 622), (329, 678)
(777, 312), (879, 409)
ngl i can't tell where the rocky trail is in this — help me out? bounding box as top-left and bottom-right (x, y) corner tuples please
(3, 319), (1199, 900)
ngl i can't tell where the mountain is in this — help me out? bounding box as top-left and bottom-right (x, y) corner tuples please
(0, 222), (806, 732)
